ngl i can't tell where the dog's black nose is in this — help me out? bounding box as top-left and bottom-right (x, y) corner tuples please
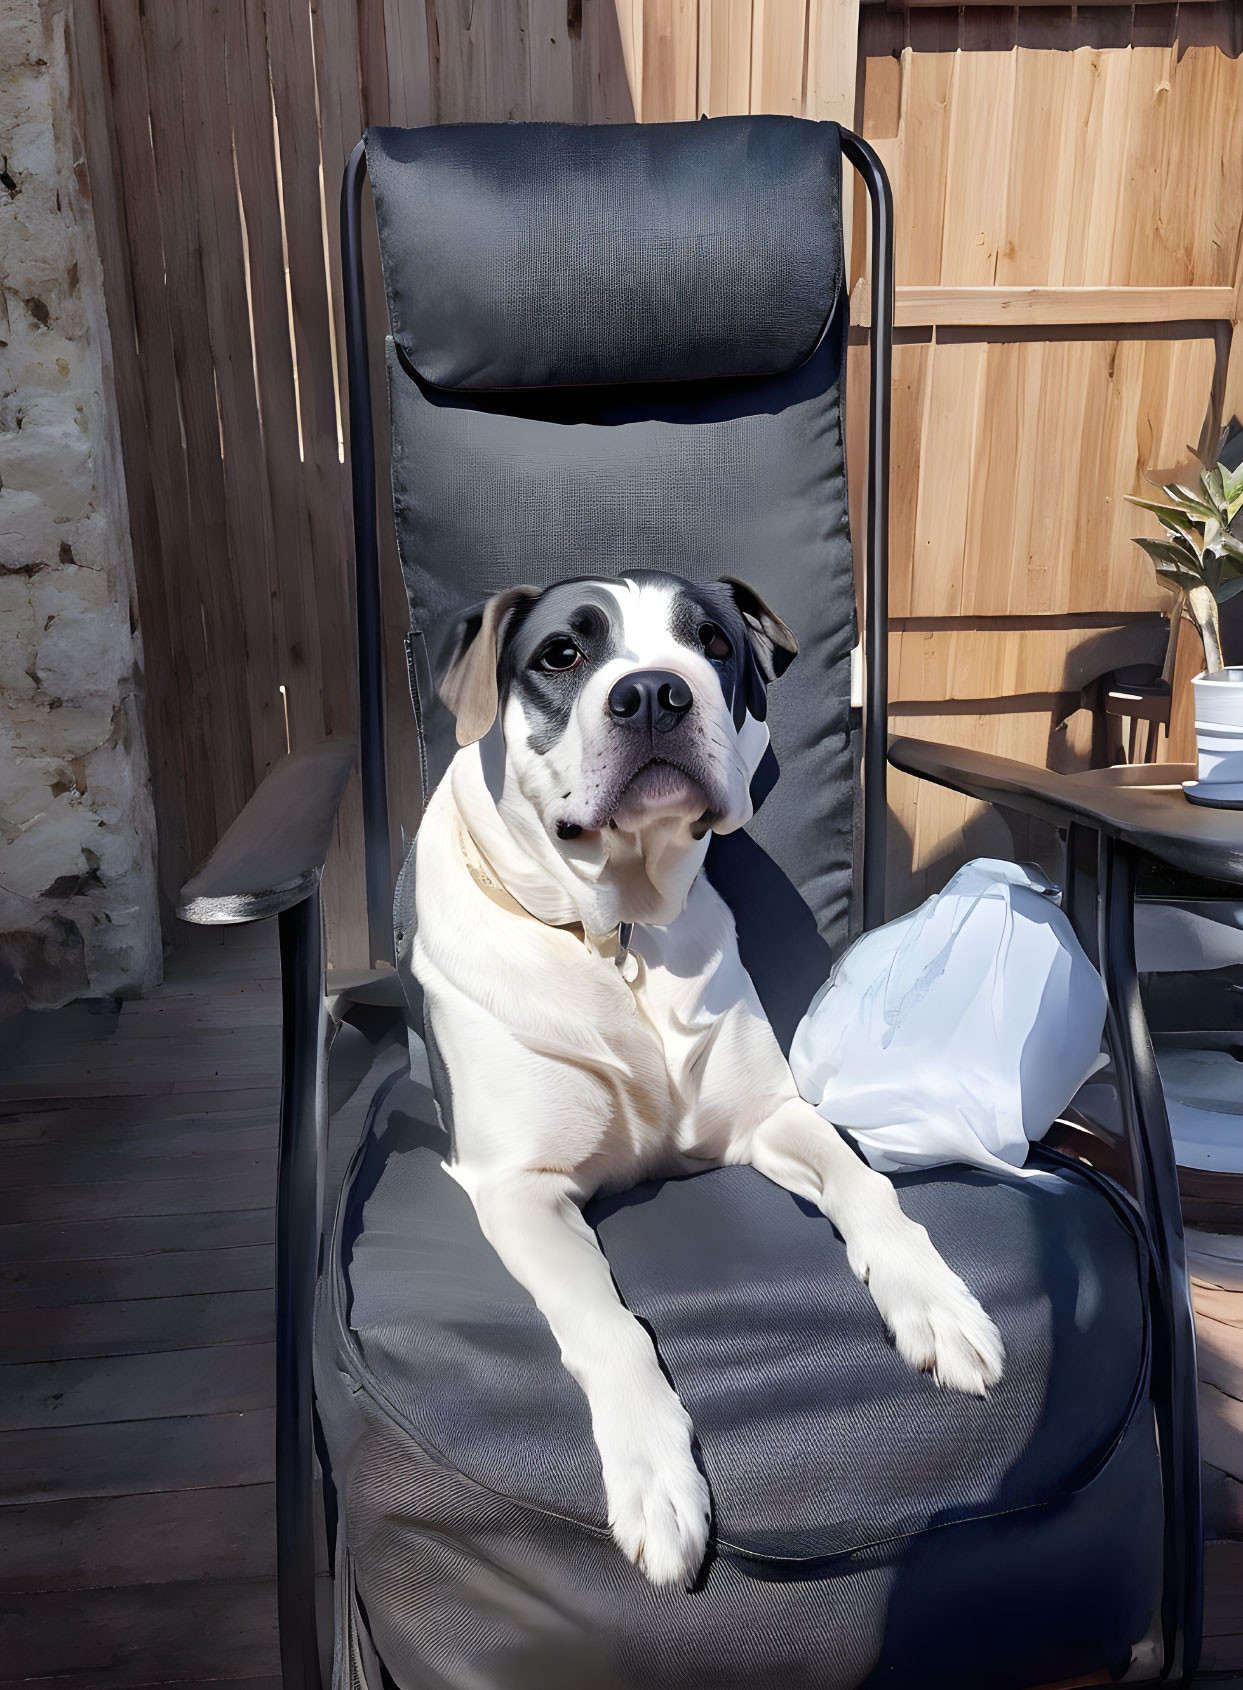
(608, 670), (693, 733)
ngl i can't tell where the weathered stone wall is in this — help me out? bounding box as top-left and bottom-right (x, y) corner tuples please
(0, 0), (160, 1010)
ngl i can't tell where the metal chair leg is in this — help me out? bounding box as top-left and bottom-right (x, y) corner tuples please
(276, 894), (329, 1690)
(1099, 839), (1202, 1684)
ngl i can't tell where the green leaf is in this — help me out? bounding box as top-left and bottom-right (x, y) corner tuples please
(1125, 496), (1204, 544)
(1134, 537), (1204, 588)
(1223, 472), (1243, 524)
(1162, 484), (1219, 525)
(1135, 532), (1202, 569)
(1202, 465), (1229, 521)
(1216, 573), (1243, 605)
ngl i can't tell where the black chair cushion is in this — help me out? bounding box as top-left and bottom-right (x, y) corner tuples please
(366, 119), (843, 392)
(335, 1072), (1148, 1564)
(314, 1069), (1162, 1689)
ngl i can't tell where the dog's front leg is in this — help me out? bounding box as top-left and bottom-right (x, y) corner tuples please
(743, 1099), (1005, 1395)
(471, 1172), (711, 1586)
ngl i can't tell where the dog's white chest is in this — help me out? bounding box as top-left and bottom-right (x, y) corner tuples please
(414, 765), (797, 1194)
(606, 878), (798, 1169)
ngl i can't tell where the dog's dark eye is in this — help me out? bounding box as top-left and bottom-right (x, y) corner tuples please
(536, 638), (583, 673)
(697, 622), (731, 662)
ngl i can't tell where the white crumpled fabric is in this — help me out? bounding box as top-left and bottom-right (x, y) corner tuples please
(789, 859), (1108, 1175)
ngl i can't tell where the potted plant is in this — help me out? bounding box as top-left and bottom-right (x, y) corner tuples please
(1129, 447), (1243, 805)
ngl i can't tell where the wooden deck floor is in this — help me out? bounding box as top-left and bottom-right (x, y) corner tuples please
(1, 921), (1241, 1687)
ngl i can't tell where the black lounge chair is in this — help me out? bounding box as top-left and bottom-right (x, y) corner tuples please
(179, 117), (1200, 1690)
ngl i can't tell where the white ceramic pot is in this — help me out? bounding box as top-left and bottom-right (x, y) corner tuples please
(1185, 666), (1243, 807)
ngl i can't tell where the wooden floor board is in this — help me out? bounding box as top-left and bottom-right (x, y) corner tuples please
(0, 1244), (273, 1311)
(3, 1128), (275, 1185)
(1203, 1542), (1243, 1675)
(0, 1206), (274, 1266)
(1, 1577), (279, 1687)
(1199, 1317), (1243, 1404)
(1202, 1381), (1243, 1488)
(0, 1341), (275, 1432)
(0, 1290), (273, 1363)
(4, 1167), (275, 1223)
(0, 1099), (279, 1145)
(0, 1483), (274, 1594)
(0, 1409), (277, 1505)
(0, 919), (1240, 1685)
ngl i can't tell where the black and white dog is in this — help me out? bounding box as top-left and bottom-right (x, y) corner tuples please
(413, 571), (1004, 1588)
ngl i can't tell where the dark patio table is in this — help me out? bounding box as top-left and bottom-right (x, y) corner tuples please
(887, 744), (1243, 889)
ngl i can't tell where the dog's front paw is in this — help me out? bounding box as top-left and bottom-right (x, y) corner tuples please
(851, 1224), (1005, 1396)
(594, 1387), (711, 1587)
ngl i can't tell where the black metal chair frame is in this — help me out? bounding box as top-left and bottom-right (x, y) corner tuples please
(176, 127), (1202, 1690)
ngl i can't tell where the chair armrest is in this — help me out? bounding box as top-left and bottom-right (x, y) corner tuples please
(177, 739), (356, 925)
(888, 735), (1119, 831)
(889, 734), (1243, 883)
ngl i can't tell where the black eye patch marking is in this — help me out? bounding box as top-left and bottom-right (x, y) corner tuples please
(668, 584), (751, 726)
(500, 583), (624, 756)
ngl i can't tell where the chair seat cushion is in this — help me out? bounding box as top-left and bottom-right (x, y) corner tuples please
(332, 1069), (1149, 1566)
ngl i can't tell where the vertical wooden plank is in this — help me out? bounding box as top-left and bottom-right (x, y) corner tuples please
(185, 0), (283, 789)
(959, 338), (1022, 615)
(907, 335), (988, 618)
(892, 50), (954, 287)
(749, 0), (806, 117)
(1058, 47), (1134, 285)
(697, 0), (752, 117)
(886, 336), (931, 619)
(64, 0), (177, 911)
(804, 0), (858, 125)
(434, 0), (488, 122)
(483, 0), (532, 120)
(640, 0), (698, 123)
(1112, 47), (1178, 290)
(383, 0), (436, 125)
(133, 4), (257, 876)
(612, 0), (645, 117)
(937, 50), (1017, 286)
(356, 0), (392, 126)
(229, 0), (366, 958)
(995, 47), (1070, 285)
(528, 0), (587, 122)
(86, 1), (235, 904)
(804, 0), (860, 280)
(585, 0), (638, 122)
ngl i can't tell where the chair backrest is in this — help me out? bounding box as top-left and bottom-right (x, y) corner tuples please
(365, 117), (859, 1041)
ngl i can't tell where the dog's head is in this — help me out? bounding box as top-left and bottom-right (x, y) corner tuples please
(436, 572), (796, 854)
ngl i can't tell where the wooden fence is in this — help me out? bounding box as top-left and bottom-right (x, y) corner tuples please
(65, 0), (1243, 963)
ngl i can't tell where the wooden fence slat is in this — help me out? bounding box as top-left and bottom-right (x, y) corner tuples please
(528, 0), (587, 122)
(698, 0), (752, 116)
(805, 0), (860, 277)
(639, 0), (698, 123)
(585, 0), (637, 122)
(188, 2), (283, 794)
(749, 0), (806, 117)
(133, 2), (256, 870)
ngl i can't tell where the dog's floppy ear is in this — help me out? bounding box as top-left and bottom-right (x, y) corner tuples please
(720, 576), (799, 723)
(437, 585), (540, 746)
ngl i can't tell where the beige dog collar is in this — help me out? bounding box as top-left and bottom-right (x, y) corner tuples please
(457, 820), (637, 979)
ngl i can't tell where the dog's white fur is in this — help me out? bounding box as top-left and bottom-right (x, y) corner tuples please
(414, 578), (1004, 1588)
